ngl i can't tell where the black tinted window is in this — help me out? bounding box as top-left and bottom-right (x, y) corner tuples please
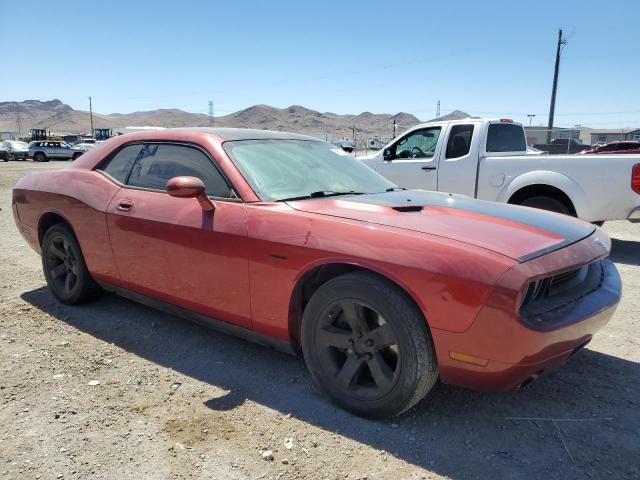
(446, 124), (474, 158)
(486, 123), (526, 152)
(127, 143), (232, 198)
(98, 144), (144, 183)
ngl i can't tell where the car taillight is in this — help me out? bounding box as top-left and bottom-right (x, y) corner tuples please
(633, 163), (640, 194)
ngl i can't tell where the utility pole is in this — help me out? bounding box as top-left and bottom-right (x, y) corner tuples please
(208, 100), (214, 127)
(392, 119), (397, 138)
(527, 114), (536, 126)
(436, 100), (440, 120)
(546, 29), (566, 143)
(352, 124), (356, 157)
(89, 96), (94, 136)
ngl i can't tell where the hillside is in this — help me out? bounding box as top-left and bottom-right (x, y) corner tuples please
(0, 99), (464, 139)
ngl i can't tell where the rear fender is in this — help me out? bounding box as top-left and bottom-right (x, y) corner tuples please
(498, 171), (589, 219)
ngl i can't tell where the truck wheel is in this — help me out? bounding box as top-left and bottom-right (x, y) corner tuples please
(34, 152), (48, 162)
(301, 271), (438, 419)
(42, 224), (103, 305)
(519, 196), (572, 216)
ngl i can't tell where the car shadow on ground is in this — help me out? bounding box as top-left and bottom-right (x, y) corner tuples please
(21, 287), (640, 480)
(609, 238), (640, 266)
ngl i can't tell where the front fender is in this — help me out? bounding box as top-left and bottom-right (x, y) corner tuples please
(497, 170), (590, 219)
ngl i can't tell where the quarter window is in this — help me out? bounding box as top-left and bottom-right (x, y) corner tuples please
(445, 124), (474, 158)
(126, 143), (233, 198)
(98, 144), (144, 184)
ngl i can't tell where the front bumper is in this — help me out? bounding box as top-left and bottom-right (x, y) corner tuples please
(432, 234), (621, 391)
(10, 151), (29, 160)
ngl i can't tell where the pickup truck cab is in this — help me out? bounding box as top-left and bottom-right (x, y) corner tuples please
(359, 119), (640, 224)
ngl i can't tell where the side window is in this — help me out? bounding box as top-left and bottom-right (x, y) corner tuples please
(486, 123), (526, 152)
(98, 144), (144, 183)
(127, 143), (233, 198)
(445, 124), (474, 159)
(392, 127), (441, 159)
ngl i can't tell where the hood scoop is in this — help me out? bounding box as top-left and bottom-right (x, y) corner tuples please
(392, 205), (424, 213)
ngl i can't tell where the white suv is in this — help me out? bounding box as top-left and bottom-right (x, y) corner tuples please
(28, 141), (85, 162)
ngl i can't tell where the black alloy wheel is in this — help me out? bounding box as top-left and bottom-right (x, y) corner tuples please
(42, 224), (102, 304)
(313, 299), (401, 400)
(302, 271), (438, 418)
(45, 234), (80, 297)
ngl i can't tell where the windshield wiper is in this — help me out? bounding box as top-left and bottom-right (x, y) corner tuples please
(385, 187), (406, 192)
(278, 190), (365, 202)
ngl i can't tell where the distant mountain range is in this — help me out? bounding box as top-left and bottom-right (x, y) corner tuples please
(0, 99), (471, 139)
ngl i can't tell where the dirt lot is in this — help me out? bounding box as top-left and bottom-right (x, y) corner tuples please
(1, 161), (639, 480)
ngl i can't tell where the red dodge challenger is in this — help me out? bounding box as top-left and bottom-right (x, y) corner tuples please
(12, 128), (621, 418)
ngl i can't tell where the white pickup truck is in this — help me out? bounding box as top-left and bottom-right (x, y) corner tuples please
(359, 118), (640, 224)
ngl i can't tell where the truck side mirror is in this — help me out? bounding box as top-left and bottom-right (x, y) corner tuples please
(383, 148), (393, 161)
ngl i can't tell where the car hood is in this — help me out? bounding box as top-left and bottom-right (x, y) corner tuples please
(287, 190), (596, 262)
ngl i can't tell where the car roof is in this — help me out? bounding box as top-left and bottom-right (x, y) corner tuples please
(167, 127), (321, 142)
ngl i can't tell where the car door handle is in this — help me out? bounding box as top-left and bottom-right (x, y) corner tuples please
(117, 200), (134, 211)
(421, 166), (437, 171)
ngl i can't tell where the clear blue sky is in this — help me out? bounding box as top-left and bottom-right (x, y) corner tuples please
(3, 0), (639, 128)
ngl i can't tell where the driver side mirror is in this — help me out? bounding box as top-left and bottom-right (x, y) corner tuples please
(383, 148), (393, 161)
(166, 176), (215, 212)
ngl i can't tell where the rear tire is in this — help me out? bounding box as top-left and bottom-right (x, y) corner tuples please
(34, 152), (48, 162)
(42, 224), (102, 305)
(519, 195), (572, 216)
(301, 271), (438, 419)
(72, 152), (82, 160)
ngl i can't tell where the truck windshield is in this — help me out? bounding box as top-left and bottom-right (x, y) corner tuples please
(224, 139), (396, 201)
(486, 123), (526, 152)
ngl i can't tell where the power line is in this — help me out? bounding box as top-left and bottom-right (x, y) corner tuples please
(14, 103), (22, 132)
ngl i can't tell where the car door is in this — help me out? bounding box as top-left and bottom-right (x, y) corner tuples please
(50, 142), (64, 158)
(58, 142), (73, 159)
(101, 142), (253, 329)
(375, 126), (442, 190)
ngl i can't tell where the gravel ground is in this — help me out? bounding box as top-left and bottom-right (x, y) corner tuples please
(1, 161), (639, 480)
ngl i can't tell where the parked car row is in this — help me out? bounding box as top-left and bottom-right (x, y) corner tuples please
(0, 140), (86, 162)
(1, 140), (30, 161)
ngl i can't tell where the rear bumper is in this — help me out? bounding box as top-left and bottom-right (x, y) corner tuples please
(432, 254), (621, 391)
(628, 206), (640, 223)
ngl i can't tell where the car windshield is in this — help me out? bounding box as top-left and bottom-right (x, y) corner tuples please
(9, 141), (28, 148)
(223, 139), (396, 201)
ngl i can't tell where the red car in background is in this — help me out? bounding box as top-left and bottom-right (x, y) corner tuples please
(12, 128), (621, 418)
(580, 141), (640, 155)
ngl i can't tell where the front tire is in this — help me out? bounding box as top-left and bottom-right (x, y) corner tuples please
(301, 271), (438, 419)
(42, 224), (102, 305)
